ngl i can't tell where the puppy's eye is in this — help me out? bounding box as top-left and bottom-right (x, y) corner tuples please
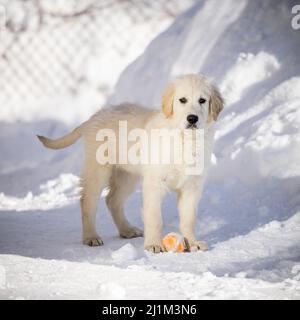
(199, 98), (206, 104)
(179, 97), (187, 104)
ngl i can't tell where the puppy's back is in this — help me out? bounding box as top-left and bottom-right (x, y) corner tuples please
(81, 103), (156, 134)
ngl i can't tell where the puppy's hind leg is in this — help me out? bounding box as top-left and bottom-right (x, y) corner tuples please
(106, 170), (143, 239)
(80, 166), (111, 246)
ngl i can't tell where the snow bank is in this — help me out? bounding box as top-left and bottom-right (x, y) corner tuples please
(0, 174), (79, 211)
(221, 52), (281, 105)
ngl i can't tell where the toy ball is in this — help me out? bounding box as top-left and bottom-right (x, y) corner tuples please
(162, 233), (189, 253)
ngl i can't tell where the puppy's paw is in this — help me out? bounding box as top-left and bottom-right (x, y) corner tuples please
(144, 243), (166, 253)
(83, 235), (104, 247)
(120, 226), (143, 239)
(188, 240), (208, 252)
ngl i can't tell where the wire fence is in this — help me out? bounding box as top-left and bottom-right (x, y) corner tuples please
(0, 0), (193, 108)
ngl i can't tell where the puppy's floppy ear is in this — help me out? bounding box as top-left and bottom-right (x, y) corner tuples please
(162, 83), (175, 118)
(208, 85), (224, 122)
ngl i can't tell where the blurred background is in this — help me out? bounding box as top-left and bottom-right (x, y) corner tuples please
(0, 0), (195, 124)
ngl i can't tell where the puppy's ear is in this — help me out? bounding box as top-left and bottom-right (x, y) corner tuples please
(208, 85), (224, 122)
(162, 83), (175, 118)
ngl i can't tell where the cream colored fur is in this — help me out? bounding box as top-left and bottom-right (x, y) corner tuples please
(38, 74), (224, 253)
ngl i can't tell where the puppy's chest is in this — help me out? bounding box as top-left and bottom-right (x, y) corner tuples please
(162, 167), (197, 190)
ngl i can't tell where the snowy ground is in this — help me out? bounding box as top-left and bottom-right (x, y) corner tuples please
(1, 0), (300, 299)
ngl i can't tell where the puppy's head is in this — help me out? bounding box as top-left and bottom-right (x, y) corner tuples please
(161, 74), (224, 129)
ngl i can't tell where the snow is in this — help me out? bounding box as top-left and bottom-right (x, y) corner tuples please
(0, 0), (195, 125)
(220, 52), (281, 105)
(0, 212), (299, 299)
(0, 174), (80, 211)
(111, 244), (139, 262)
(1, 0), (300, 299)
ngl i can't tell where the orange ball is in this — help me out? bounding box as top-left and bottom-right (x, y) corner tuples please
(162, 233), (188, 253)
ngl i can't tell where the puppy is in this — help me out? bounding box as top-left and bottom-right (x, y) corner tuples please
(38, 74), (224, 253)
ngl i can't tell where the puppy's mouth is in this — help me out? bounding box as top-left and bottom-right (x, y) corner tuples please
(186, 124), (198, 130)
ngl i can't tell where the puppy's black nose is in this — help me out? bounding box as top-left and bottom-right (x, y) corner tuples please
(187, 114), (199, 124)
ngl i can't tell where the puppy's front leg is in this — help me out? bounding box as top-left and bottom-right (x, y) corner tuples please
(143, 176), (166, 253)
(177, 184), (208, 251)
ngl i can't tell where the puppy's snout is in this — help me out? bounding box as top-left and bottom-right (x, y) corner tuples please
(187, 114), (198, 125)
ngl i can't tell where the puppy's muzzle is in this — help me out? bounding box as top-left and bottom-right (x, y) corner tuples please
(187, 114), (198, 124)
(187, 114), (198, 128)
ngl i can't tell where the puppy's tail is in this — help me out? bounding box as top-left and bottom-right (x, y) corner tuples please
(37, 127), (81, 150)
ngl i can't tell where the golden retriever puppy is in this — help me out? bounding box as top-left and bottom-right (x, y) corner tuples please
(37, 74), (224, 253)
